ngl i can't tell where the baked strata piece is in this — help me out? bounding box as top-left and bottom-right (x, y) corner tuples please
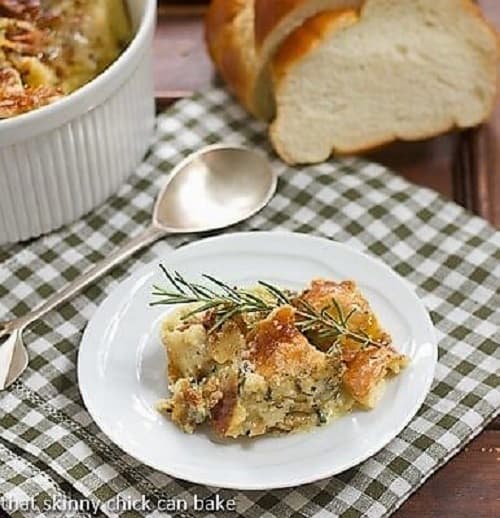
(155, 275), (408, 438)
(0, 0), (131, 118)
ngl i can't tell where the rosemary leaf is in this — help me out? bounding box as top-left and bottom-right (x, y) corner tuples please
(330, 297), (345, 325)
(257, 281), (290, 304)
(160, 265), (186, 294)
(202, 274), (241, 301)
(209, 306), (242, 333)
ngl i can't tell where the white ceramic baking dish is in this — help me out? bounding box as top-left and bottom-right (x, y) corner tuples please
(0, 0), (157, 245)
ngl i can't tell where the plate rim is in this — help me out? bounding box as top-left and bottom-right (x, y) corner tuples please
(78, 231), (438, 490)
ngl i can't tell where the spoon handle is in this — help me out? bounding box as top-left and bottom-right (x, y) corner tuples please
(4, 225), (166, 332)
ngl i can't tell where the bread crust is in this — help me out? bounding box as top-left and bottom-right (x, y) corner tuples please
(207, 0), (363, 120)
(205, 0), (247, 62)
(0, 0), (40, 20)
(273, 9), (358, 80)
(254, 0), (362, 50)
(205, 0), (258, 114)
(255, 0), (306, 50)
(271, 103), (499, 165)
(273, 0), (499, 88)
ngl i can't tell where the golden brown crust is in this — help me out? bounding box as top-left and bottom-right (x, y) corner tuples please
(254, 0), (307, 50)
(0, 84), (62, 118)
(0, 0), (40, 21)
(273, 111), (500, 163)
(299, 279), (391, 360)
(0, 67), (19, 88)
(205, 0), (257, 113)
(205, 0), (244, 62)
(0, 17), (47, 55)
(254, 0), (365, 50)
(247, 306), (314, 378)
(273, 9), (358, 81)
(343, 346), (408, 406)
(247, 306), (297, 362)
(296, 279), (408, 407)
(271, 118), (484, 164)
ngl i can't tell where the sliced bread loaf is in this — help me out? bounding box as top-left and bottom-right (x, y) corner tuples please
(270, 0), (499, 164)
(207, 0), (363, 120)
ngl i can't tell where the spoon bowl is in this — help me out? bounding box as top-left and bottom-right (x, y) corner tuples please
(0, 144), (277, 390)
(154, 145), (277, 233)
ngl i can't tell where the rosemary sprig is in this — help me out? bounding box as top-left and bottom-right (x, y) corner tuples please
(151, 269), (276, 333)
(150, 267), (383, 348)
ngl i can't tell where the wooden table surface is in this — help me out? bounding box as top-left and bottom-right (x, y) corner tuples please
(153, 3), (499, 517)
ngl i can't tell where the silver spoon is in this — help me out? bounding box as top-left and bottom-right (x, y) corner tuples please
(0, 144), (277, 390)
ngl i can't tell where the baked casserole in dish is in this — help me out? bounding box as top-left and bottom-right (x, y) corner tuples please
(0, 0), (156, 245)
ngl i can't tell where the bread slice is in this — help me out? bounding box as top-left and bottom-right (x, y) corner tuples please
(270, 0), (499, 164)
(206, 0), (364, 120)
(254, 0), (363, 119)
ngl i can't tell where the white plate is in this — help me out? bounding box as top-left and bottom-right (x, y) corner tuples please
(78, 232), (437, 490)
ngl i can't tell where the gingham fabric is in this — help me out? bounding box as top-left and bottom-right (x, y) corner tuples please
(0, 88), (499, 518)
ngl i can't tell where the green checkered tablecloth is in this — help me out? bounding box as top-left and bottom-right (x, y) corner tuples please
(0, 88), (499, 518)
